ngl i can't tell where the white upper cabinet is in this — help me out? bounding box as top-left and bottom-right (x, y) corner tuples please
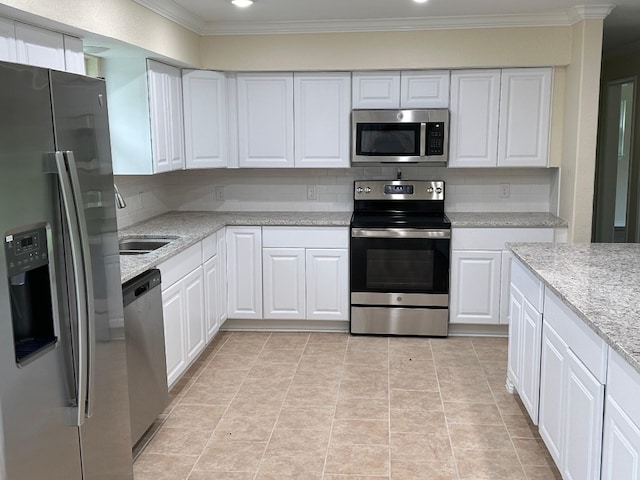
(294, 72), (351, 168)
(148, 59), (184, 173)
(400, 70), (450, 109)
(183, 69), (228, 169)
(449, 69), (501, 167)
(352, 70), (449, 109)
(498, 68), (552, 167)
(63, 35), (85, 75)
(15, 22), (65, 71)
(237, 72), (295, 168)
(352, 71), (401, 109)
(0, 17), (16, 63)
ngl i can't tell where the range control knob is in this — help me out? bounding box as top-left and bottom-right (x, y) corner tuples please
(364, 187), (372, 193)
(435, 187), (443, 194)
(356, 187), (364, 193)
(426, 187), (434, 193)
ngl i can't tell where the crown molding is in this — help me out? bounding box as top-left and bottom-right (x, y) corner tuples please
(133, 1), (616, 37)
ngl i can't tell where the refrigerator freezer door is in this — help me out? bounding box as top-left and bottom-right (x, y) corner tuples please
(51, 71), (134, 479)
(0, 63), (83, 479)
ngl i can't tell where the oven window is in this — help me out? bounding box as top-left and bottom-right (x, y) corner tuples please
(367, 249), (433, 290)
(356, 123), (420, 156)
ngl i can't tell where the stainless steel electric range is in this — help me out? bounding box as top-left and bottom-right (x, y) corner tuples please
(350, 180), (451, 336)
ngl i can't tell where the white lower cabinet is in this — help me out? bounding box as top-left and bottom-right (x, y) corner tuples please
(216, 228), (228, 326)
(161, 280), (186, 388)
(306, 248), (349, 320)
(263, 248), (306, 319)
(226, 226), (263, 318)
(203, 255), (220, 341)
(450, 250), (501, 324)
(184, 268), (205, 363)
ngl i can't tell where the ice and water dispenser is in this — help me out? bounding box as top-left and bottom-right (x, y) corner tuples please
(4, 224), (57, 365)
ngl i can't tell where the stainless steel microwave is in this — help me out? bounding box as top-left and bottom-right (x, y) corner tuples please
(351, 109), (449, 165)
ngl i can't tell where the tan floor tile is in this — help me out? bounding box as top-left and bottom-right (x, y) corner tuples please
(265, 428), (330, 457)
(475, 347), (509, 362)
(188, 472), (255, 480)
(239, 376), (292, 393)
(133, 453), (198, 480)
(456, 448), (527, 480)
(331, 419), (389, 445)
(345, 349), (389, 366)
(196, 367), (250, 386)
(304, 342), (348, 356)
(194, 441), (266, 472)
(494, 392), (529, 416)
(336, 396), (390, 420)
(216, 340), (266, 356)
(503, 414), (541, 439)
(325, 444), (390, 476)
(298, 356), (345, 372)
(347, 339), (389, 354)
(227, 396), (283, 416)
(342, 363), (389, 381)
(212, 414), (277, 443)
(284, 385), (339, 408)
(391, 459), (457, 480)
(449, 423), (514, 451)
(390, 432), (454, 462)
(390, 389), (443, 411)
(291, 370), (342, 389)
(390, 409), (448, 435)
(439, 382), (495, 403)
(307, 332), (349, 344)
(247, 362), (298, 379)
(276, 406), (335, 430)
(256, 455), (324, 479)
(481, 360), (508, 376)
(487, 374), (511, 394)
(323, 476), (389, 480)
(433, 355), (483, 368)
(225, 332), (271, 344)
(444, 401), (503, 425)
(522, 465), (562, 479)
(436, 364), (487, 384)
(209, 354), (258, 370)
(162, 404), (227, 431)
(389, 357), (436, 375)
(390, 372), (439, 392)
(179, 382), (240, 406)
(512, 438), (556, 467)
(262, 332), (310, 350)
(144, 427), (211, 456)
(257, 348), (303, 364)
(339, 378), (389, 399)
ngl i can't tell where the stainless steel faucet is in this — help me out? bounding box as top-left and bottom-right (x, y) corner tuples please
(114, 184), (126, 209)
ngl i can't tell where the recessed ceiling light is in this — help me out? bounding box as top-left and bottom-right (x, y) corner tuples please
(413, 0), (429, 3)
(231, 0), (253, 7)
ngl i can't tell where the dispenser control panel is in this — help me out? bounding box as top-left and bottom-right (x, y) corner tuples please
(5, 225), (49, 276)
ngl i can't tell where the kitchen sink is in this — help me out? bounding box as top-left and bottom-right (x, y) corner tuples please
(119, 238), (176, 255)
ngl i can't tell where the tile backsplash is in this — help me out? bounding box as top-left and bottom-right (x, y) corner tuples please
(115, 167), (558, 229)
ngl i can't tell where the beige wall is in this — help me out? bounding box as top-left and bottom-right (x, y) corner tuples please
(0, 0), (201, 65)
(559, 19), (605, 242)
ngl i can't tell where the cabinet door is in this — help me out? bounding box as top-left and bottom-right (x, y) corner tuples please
(216, 228), (228, 325)
(183, 69), (227, 169)
(63, 35), (85, 75)
(15, 22), (65, 70)
(562, 348), (604, 480)
(226, 227), (263, 318)
(539, 321), (567, 465)
(352, 71), (400, 109)
(602, 397), (640, 480)
(294, 72), (351, 168)
(263, 248), (305, 319)
(306, 249), (349, 321)
(162, 281), (186, 387)
(166, 67), (185, 171)
(507, 284), (524, 390)
(499, 250), (513, 324)
(0, 17), (16, 63)
(237, 73), (294, 168)
(449, 69), (501, 167)
(450, 250), (501, 324)
(184, 267), (205, 363)
(519, 298), (542, 424)
(400, 70), (450, 108)
(498, 68), (552, 167)
(203, 255), (219, 342)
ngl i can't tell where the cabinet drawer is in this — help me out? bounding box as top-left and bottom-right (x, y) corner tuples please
(452, 228), (554, 250)
(158, 243), (202, 289)
(201, 231), (218, 262)
(607, 348), (640, 425)
(262, 226), (348, 248)
(511, 258), (543, 311)
(543, 290), (607, 383)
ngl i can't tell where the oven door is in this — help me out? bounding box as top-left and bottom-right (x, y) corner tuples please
(350, 228), (450, 306)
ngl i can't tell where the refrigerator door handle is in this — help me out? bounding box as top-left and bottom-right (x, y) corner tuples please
(54, 151), (90, 426)
(64, 151), (96, 420)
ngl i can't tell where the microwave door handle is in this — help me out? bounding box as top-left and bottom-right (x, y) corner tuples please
(420, 123), (427, 156)
(64, 151), (96, 420)
(55, 151), (88, 427)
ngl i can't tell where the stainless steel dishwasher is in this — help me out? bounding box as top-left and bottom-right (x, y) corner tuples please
(122, 269), (168, 447)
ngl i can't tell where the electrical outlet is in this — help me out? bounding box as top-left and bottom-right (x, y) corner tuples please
(499, 183), (510, 198)
(215, 186), (224, 201)
(307, 185), (317, 201)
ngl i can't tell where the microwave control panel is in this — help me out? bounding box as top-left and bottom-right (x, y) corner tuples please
(426, 122), (445, 156)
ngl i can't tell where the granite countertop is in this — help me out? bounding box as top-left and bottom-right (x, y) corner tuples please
(448, 212), (567, 228)
(508, 242), (640, 375)
(119, 211), (352, 283)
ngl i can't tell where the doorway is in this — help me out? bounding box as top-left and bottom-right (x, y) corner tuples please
(593, 78), (636, 242)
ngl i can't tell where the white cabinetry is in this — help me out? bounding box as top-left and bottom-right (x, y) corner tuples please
(216, 228), (228, 326)
(263, 248), (306, 319)
(602, 348), (640, 480)
(183, 268), (205, 363)
(237, 73), (294, 168)
(161, 280), (185, 388)
(63, 35), (85, 75)
(449, 68), (552, 168)
(183, 69), (227, 169)
(0, 17), (16, 63)
(148, 59), (184, 173)
(202, 231), (222, 342)
(306, 248), (349, 320)
(539, 290), (607, 480)
(15, 22), (65, 71)
(352, 70), (449, 109)
(294, 72), (351, 168)
(226, 226), (263, 318)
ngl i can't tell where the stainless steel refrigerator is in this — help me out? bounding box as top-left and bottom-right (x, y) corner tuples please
(0, 61), (134, 479)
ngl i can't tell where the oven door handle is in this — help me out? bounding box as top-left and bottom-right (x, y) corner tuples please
(351, 228), (451, 239)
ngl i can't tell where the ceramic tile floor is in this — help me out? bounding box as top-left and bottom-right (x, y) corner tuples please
(133, 332), (561, 480)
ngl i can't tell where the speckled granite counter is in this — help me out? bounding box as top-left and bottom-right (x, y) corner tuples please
(448, 212), (567, 228)
(508, 242), (640, 374)
(119, 211), (352, 284)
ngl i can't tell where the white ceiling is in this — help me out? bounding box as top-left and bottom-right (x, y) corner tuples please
(135, 0), (640, 52)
